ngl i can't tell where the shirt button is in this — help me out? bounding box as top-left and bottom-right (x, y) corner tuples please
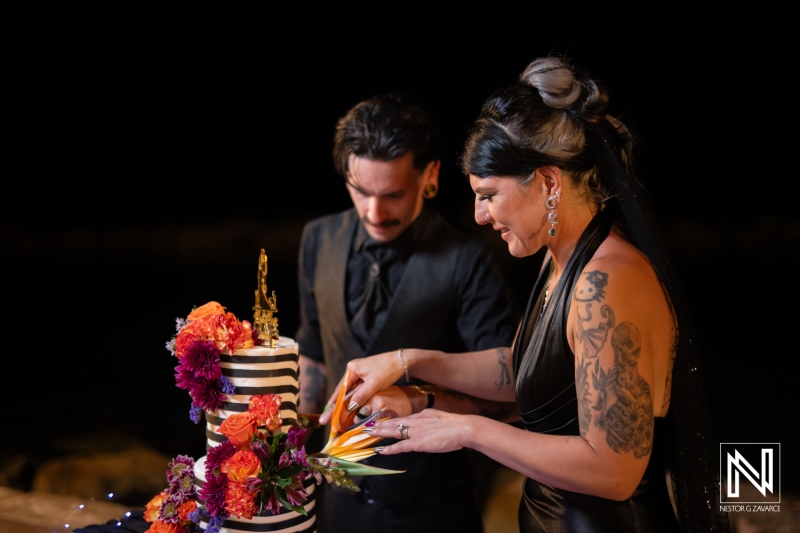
(370, 263), (380, 278)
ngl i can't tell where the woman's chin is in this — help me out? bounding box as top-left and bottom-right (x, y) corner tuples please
(507, 244), (527, 258)
(507, 241), (539, 259)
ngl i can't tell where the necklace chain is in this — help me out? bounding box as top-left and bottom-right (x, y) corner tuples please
(540, 274), (553, 317)
(543, 279), (550, 307)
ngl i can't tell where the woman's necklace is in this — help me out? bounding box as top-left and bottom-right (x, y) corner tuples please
(540, 272), (553, 317)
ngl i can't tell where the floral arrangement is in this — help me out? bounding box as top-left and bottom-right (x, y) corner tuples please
(166, 301), (259, 423)
(144, 390), (397, 533)
(148, 301), (401, 533)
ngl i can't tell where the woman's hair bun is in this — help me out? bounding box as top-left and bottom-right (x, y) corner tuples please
(519, 56), (608, 123)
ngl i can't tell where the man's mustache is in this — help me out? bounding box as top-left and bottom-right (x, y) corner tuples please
(362, 218), (400, 229)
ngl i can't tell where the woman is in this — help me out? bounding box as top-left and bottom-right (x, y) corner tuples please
(318, 56), (729, 532)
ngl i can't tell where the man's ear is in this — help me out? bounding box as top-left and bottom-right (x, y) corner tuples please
(424, 160), (441, 187)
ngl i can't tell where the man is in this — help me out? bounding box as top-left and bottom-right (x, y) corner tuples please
(295, 92), (517, 533)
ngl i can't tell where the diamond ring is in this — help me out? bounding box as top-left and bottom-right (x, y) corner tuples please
(398, 424), (409, 440)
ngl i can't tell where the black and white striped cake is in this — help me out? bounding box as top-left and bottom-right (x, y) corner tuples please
(193, 336), (317, 533)
(202, 337), (301, 449)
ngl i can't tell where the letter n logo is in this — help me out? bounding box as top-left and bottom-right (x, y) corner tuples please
(720, 443), (780, 504)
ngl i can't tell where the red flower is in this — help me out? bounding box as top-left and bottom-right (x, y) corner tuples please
(224, 480), (258, 519)
(248, 394), (282, 431)
(175, 320), (215, 359)
(216, 313), (255, 352)
(145, 520), (184, 533)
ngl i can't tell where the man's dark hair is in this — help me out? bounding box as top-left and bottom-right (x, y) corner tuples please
(332, 92), (440, 178)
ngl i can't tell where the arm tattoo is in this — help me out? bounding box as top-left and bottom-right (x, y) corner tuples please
(574, 270), (614, 434)
(600, 323), (653, 458)
(574, 270), (653, 458)
(300, 364), (327, 413)
(494, 347), (512, 389)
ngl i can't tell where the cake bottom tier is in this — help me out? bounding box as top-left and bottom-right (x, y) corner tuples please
(193, 456), (317, 533)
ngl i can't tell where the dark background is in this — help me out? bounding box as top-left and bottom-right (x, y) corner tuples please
(3, 3), (797, 494)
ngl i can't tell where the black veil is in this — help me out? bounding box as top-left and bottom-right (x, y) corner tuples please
(586, 117), (730, 532)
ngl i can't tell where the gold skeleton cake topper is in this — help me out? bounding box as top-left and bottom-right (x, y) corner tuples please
(253, 248), (279, 348)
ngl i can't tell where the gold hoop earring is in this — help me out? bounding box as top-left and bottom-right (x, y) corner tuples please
(423, 183), (438, 199)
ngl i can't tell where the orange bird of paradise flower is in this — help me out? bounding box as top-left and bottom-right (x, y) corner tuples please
(307, 369), (403, 474)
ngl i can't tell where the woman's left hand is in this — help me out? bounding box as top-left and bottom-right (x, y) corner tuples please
(366, 409), (471, 455)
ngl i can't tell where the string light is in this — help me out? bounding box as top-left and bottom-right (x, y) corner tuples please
(51, 493), (127, 533)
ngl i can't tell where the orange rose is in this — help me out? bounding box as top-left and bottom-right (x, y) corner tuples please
(143, 492), (167, 522)
(187, 301), (226, 321)
(145, 520), (184, 533)
(221, 449), (262, 482)
(177, 499), (197, 521)
(218, 412), (257, 448)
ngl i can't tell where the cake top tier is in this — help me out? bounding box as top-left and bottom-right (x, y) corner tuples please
(167, 300), (295, 424)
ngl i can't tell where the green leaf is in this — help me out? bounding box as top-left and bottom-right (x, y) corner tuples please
(276, 492), (307, 515)
(280, 463), (305, 478)
(308, 453), (405, 476)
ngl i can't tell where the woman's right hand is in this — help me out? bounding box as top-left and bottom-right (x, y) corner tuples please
(318, 350), (405, 426)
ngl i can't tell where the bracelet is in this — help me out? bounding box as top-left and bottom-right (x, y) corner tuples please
(397, 349), (410, 384)
(412, 385), (435, 409)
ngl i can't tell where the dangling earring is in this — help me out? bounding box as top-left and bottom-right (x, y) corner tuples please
(423, 183), (438, 199)
(545, 191), (559, 236)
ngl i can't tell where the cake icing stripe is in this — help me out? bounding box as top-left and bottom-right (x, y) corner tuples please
(221, 507), (316, 532)
(205, 409), (298, 426)
(205, 412), (224, 426)
(195, 505), (316, 533)
(196, 511), (316, 533)
(206, 428), (226, 444)
(223, 368), (299, 378)
(233, 385), (299, 395)
(223, 353), (299, 364)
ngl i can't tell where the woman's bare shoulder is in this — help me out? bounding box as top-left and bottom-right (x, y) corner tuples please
(574, 233), (671, 325)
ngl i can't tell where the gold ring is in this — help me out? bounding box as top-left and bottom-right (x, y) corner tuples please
(398, 424), (409, 440)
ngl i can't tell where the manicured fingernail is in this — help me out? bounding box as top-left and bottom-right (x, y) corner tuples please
(347, 400), (358, 412)
(374, 447), (385, 453)
(365, 420), (375, 427)
(358, 406), (371, 416)
(362, 427), (373, 433)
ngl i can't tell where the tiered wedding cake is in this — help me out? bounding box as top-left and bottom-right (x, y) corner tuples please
(143, 250), (398, 533)
(192, 336), (317, 533)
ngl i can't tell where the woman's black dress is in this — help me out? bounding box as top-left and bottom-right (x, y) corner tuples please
(513, 209), (680, 533)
